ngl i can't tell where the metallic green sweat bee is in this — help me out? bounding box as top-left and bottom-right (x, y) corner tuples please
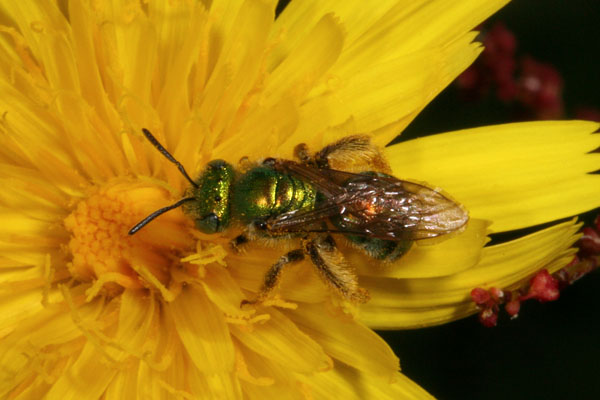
(129, 129), (469, 303)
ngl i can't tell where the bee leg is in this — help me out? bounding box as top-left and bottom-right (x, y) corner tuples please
(304, 235), (370, 303)
(316, 135), (390, 172)
(315, 135), (371, 166)
(293, 143), (316, 165)
(241, 249), (305, 306)
(230, 233), (250, 253)
(231, 220), (269, 252)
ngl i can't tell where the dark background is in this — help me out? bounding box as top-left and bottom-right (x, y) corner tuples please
(385, 1), (600, 399)
(398, 0), (600, 138)
(276, 1), (600, 398)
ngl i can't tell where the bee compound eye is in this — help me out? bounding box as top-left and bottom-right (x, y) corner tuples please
(196, 213), (220, 234)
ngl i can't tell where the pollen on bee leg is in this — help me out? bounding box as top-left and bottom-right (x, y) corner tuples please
(63, 181), (193, 298)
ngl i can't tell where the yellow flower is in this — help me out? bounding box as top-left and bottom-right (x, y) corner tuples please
(0, 1), (598, 399)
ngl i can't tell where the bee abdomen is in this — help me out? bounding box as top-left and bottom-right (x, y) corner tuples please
(345, 234), (413, 261)
(275, 175), (316, 214)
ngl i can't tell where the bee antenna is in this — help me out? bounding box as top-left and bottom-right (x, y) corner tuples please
(128, 197), (195, 235)
(141, 128), (199, 188)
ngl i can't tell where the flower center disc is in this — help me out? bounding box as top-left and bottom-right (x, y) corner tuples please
(64, 181), (193, 297)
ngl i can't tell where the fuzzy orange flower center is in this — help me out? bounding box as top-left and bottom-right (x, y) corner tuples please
(64, 181), (193, 296)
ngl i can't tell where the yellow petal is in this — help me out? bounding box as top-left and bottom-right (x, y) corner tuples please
(297, 363), (433, 400)
(0, 288), (43, 334)
(104, 365), (139, 400)
(0, 164), (69, 214)
(136, 348), (191, 400)
(231, 307), (332, 374)
(44, 342), (117, 400)
(386, 121), (600, 232)
(332, 35), (482, 146)
(109, 289), (154, 362)
(274, 0), (508, 57)
(251, 12), (345, 156)
(241, 382), (304, 400)
(271, 0), (510, 148)
(352, 218), (489, 279)
(169, 284), (235, 373)
(68, 0), (121, 133)
(147, 0), (202, 92)
(199, 0), (276, 143)
(266, 13), (343, 103)
(214, 94), (300, 162)
(360, 219), (580, 329)
(98, 1), (157, 104)
(188, 367), (243, 400)
(270, 0), (398, 65)
(287, 34), (481, 151)
(364, 0), (508, 54)
(0, 2), (70, 66)
(35, 28), (80, 99)
(0, 291), (103, 379)
(286, 304), (399, 379)
(0, 80), (84, 190)
(235, 339), (307, 399)
(201, 265), (255, 320)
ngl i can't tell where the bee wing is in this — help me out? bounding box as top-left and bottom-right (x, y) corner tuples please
(342, 179), (469, 240)
(273, 160), (347, 198)
(269, 161), (468, 241)
(266, 201), (347, 232)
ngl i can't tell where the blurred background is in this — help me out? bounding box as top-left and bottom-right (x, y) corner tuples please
(384, 1), (600, 399)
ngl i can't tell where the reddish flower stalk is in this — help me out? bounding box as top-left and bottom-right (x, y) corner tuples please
(456, 21), (591, 120)
(471, 215), (600, 327)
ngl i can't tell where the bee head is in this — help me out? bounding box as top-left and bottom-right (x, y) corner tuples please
(129, 130), (237, 236)
(185, 159), (235, 234)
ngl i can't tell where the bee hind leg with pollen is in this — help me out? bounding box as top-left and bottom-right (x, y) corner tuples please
(295, 134), (391, 172)
(241, 229), (370, 306)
